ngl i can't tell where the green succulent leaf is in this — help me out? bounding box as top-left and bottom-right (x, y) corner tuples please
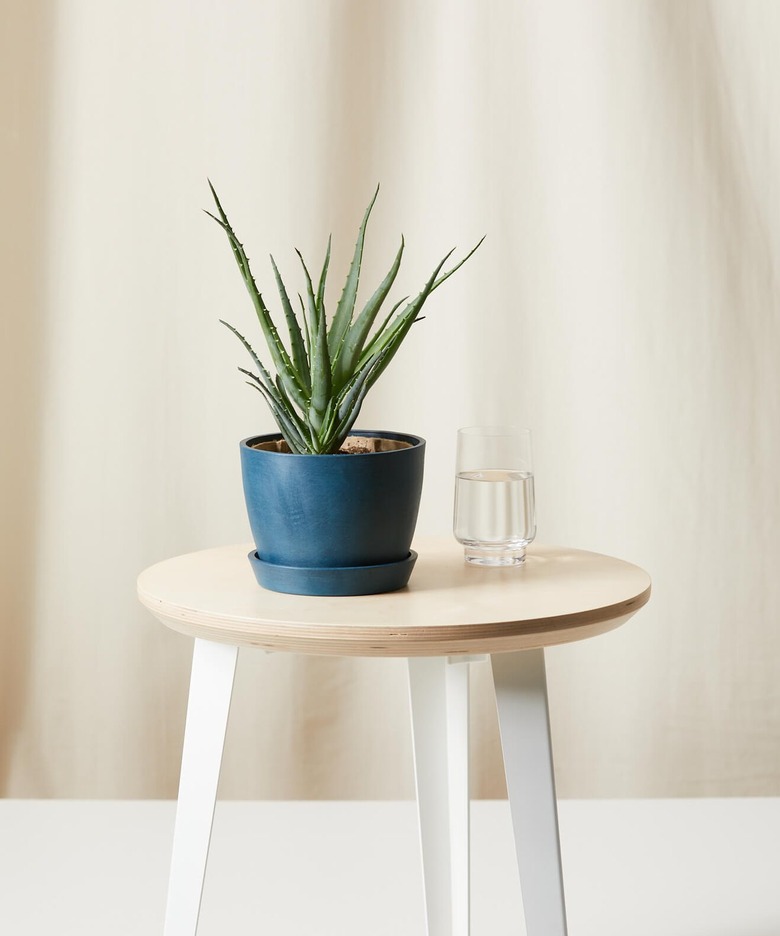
(272, 374), (309, 432)
(327, 184), (380, 361)
(207, 182), (307, 410)
(209, 181), (483, 455)
(333, 236), (405, 390)
(243, 378), (308, 453)
(364, 296), (410, 352)
(295, 249), (320, 338)
(429, 235), (486, 292)
(223, 322), (309, 454)
(297, 293), (311, 356)
(355, 248), (455, 373)
(335, 345), (391, 424)
(329, 351), (390, 451)
(308, 281), (332, 434)
(317, 399), (341, 453)
(220, 320), (274, 386)
(270, 256), (310, 395)
(317, 235), (331, 315)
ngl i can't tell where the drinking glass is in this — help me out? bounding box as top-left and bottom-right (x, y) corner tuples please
(453, 426), (536, 566)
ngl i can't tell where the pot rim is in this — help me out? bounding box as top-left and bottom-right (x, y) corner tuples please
(240, 429), (426, 456)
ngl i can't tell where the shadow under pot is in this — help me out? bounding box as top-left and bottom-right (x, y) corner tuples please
(240, 430), (425, 596)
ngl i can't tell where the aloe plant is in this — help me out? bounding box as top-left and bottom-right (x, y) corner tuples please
(208, 183), (483, 454)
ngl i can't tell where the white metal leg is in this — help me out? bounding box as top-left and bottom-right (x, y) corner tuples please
(408, 657), (470, 936)
(491, 649), (568, 936)
(164, 639), (239, 936)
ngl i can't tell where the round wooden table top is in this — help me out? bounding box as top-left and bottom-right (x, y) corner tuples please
(137, 537), (651, 657)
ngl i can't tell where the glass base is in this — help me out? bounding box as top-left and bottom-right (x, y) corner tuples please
(463, 544), (527, 566)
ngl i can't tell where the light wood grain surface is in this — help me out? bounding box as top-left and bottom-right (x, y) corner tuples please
(137, 537), (650, 657)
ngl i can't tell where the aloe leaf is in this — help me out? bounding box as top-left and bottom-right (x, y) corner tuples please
(306, 420), (322, 453)
(317, 398), (341, 452)
(295, 249), (320, 337)
(333, 237), (405, 389)
(244, 380), (308, 454)
(238, 365), (278, 401)
(317, 235), (331, 315)
(270, 255), (310, 395)
(322, 345), (392, 452)
(277, 370), (304, 411)
(311, 398), (337, 453)
(306, 400), (336, 453)
(274, 374), (311, 437)
(368, 295), (409, 345)
(328, 361), (383, 451)
(221, 326), (304, 429)
(352, 238), (484, 376)
(240, 368), (308, 448)
(335, 345), (391, 423)
(429, 235), (485, 293)
(359, 304), (421, 390)
(220, 320), (274, 385)
(308, 281), (331, 434)
(209, 237), (306, 412)
(355, 249), (454, 372)
(298, 293), (311, 356)
(327, 185), (380, 361)
(268, 403), (309, 453)
(207, 183), (306, 406)
(220, 319), (303, 447)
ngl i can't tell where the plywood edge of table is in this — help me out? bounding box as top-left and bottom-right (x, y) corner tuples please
(137, 538), (651, 658)
(138, 595), (648, 656)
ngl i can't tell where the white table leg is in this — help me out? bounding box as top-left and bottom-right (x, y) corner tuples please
(164, 639), (239, 936)
(408, 657), (470, 936)
(446, 659), (470, 936)
(491, 648), (568, 936)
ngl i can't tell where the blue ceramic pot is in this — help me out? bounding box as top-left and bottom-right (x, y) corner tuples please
(240, 430), (425, 595)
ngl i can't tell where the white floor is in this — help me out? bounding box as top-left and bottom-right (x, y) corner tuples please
(0, 799), (778, 935)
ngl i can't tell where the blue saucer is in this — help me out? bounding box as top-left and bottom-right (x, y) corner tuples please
(248, 550), (418, 597)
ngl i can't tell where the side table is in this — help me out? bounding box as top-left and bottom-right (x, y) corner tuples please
(137, 536), (651, 936)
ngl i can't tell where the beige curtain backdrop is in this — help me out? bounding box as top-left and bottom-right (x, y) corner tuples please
(2, 0), (779, 799)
